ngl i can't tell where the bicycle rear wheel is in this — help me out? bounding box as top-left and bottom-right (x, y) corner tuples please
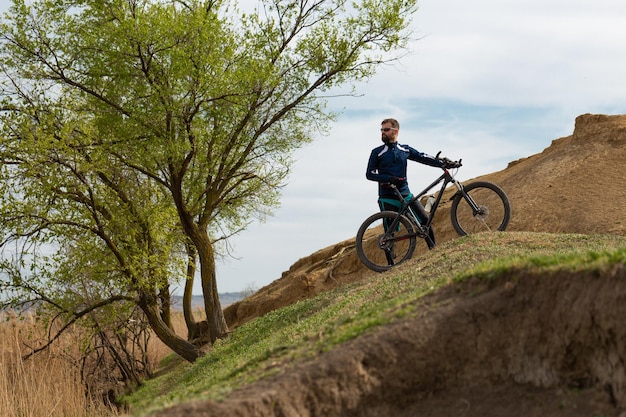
(450, 181), (511, 236)
(356, 211), (417, 272)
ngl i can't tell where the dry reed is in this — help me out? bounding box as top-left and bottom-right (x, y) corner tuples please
(0, 309), (198, 417)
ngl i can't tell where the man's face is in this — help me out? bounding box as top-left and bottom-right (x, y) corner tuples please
(381, 123), (398, 143)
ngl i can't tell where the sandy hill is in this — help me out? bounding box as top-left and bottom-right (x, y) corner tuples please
(160, 113), (626, 417)
(224, 113), (626, 329)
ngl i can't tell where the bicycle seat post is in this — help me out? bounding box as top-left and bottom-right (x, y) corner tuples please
(391, 184), (404, 201)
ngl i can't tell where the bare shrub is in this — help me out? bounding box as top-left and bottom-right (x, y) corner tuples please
(1, 308), (198, 415)
(0, 310), (119, 417)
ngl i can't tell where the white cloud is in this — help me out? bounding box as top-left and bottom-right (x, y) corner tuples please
(358, 0), (626, 110)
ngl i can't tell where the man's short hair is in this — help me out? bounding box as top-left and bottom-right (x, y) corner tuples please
(381, 118), (399, 129)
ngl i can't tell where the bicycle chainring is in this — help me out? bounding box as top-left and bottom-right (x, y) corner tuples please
(377, 233), (394, 250)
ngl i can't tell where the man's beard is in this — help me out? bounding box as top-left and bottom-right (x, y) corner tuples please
(382, 135), (391, 143)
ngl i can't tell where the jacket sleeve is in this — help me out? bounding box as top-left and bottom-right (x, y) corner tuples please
(408, 147), (444, 168)
(366, 149), (387, 182)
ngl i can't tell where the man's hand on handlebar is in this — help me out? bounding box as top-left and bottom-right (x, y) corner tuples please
(435, 151), (462, 169)
(442, 158), (462, 169)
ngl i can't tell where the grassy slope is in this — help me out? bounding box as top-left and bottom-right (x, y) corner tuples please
(122, 231), (626, 416)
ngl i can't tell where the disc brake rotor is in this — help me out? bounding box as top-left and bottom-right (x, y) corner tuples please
(475, 205), (490, 221)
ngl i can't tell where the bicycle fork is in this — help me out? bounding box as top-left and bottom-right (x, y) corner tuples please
(452, 182), (494, 230)
(453, 182), (481, 215)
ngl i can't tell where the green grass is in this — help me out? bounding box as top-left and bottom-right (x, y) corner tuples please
(122, 231), (626, 416)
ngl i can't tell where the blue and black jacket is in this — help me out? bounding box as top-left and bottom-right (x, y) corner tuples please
(366, 141), (443, 198)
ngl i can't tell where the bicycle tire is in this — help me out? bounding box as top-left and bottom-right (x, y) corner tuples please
(450, 181), (511, 236)
(356, 211), (418, 272)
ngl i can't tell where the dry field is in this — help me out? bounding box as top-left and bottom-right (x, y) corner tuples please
(0, 310), (196, 417)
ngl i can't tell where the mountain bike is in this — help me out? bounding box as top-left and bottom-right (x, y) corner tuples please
(356, 155), (511, 272)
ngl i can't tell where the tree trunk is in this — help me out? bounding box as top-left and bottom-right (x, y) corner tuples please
(183, 243), (206, 341)
(159, 285), (172, 329)
(171, 183), (228, 344)
(137, 289), (200, 362)
(196, 230), (228, 343)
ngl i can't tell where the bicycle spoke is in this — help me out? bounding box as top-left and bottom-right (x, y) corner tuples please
(451, 182), (511, 236)
(475, 205), (493, 231)
(356, 211), (417, 272)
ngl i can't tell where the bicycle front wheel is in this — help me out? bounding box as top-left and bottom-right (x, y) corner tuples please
(450, 181), (511, 236)
(356, 211), (417, 272)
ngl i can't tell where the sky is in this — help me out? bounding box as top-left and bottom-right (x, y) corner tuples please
(211, 0), (626, 293)
(1, 0), (624, 294)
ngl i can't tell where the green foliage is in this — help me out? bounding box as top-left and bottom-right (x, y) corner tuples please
(0, 0), (419, 243)
(0, 0), (420, 356)
(123, 232), (626, 415)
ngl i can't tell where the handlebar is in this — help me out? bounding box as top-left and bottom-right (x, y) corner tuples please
(435, 151), (462, 169)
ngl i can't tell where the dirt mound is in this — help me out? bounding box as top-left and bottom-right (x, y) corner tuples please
(158, 263), (626, 417)
(161, 114), (626, 416)
(224, 113), (626, 329)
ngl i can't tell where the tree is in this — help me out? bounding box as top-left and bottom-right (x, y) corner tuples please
(0, 0), (418, 361)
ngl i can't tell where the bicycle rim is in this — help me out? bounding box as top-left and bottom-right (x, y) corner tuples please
(451, 181), (511, 236)
(356, 211), (417, 272)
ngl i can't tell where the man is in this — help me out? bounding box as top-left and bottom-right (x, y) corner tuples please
(366, 118), (444, 250)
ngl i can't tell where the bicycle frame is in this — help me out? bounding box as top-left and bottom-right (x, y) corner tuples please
(357, 162), (511, 271)
(387, 167), (474, 232)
